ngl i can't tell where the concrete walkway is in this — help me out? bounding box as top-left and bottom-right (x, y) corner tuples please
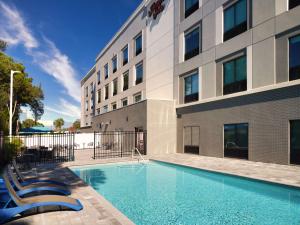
(4, 151), (300, 225)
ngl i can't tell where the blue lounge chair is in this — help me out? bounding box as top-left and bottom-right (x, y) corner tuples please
(0, 169), (83, 224)
(6, 166), (71, 196)
(12, 160), (67, 187)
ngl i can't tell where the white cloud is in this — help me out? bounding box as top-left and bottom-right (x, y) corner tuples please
(45, 98), (80, 120)
(0, 1), (81, 103)
(0, 2), (38, 49)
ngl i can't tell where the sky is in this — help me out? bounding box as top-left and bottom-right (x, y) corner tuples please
(0, 0), (142, 127)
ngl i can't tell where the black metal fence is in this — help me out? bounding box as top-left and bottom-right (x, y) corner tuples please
(1, 133), (75, 166)
(94, 131), (147, 159)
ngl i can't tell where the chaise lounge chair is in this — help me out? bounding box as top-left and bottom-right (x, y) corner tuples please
(12, 159), (67, 187)
(0, 169), (83, 224)
(6, 166), (71, 196)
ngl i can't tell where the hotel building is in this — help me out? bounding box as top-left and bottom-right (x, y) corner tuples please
(81, 0), (300, 165)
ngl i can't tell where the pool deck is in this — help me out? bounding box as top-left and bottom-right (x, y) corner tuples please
(4, 151), (300, 225)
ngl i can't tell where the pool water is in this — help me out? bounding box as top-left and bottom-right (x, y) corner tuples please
(72, 161), (300, 225)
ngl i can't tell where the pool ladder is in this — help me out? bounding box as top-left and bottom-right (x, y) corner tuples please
(132, 147), (146, 163)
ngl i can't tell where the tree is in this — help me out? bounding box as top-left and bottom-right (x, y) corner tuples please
(0, 51), (44, 134)
(73, 120), (81, 130)
(21, 119), (44, 129)
(53, 118), (64, 131)
(0, 40), (7, 52)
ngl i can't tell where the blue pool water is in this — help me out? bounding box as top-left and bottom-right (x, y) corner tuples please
(72, 161), (300, 225)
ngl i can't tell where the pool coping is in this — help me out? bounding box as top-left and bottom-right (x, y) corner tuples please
(150, 157), (300, 189)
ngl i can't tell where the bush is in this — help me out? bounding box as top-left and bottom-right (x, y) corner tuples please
(0, 137), (23, 173)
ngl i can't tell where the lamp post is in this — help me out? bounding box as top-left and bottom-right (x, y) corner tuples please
(9, 70), (21, 138)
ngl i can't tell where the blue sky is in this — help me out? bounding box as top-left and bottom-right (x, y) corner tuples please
(0, 0), (142, 127)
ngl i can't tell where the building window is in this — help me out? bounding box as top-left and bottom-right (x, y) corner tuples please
(185, 0), (199, 18)
(85, 100), (88, 111)
(112, 56), (117, 73)
(97, 71), (101, 84)
(85, 86), (88, 97)
(122, 98), (128, 107)
(224, 123), (248, 159)
(97, 89), (101, 103)
(134, 92), (142, 103)
(289, 0), (300, 9)
(184, 26), (201, 61)
(90, 82), (94, 94)
(90, 98), (94, 109)
(112, 102), (117, 110)
(223, 0), (247, 42)
(104, 63), (109, 79)
(289, 35), (300, 81)
(123, 71), (129, 91)
(135, 33), (142, 56)
(113, 79), (118, 96)
(290, 120), (300, 165)
(122, 45), (129, 65)
(105, 84), (109, 100)
(184, 72), (199, 103)
(135, 62), (143, 85)
(223, 55), (247, 95)
(97, 108), (100, 115)
(103, 105), (108, 113)
(184, 126), (200, 154)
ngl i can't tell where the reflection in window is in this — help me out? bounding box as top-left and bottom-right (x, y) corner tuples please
(184, 72), (199, 103)
(289, 35), (300, 81)
(290, 120), (300, 165)
(185, 26), (200, 61)
(223, 55), (247, 95)
(135, 62), (143, 85)
(224, 0), (247, 41)
(185, 0), (199, 18)
(135, 33), (142, 56)
(134, 93), (142, 103)
(224, 123), (248, 159)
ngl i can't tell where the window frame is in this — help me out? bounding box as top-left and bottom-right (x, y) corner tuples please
(97, 89), (101, 103)
(113, 78), (118, 96)
(122, 98), (128, 107)
(111, 102), (117, 111)
(122, 45), (129, 66)
(222, 54), (247, 95)
(97, 70), (101, 85)
(223, 0), (249, 42)
(290, 120), (300, 165)
(102, 105), (108, 114)
(123, 71), (129, 91)
(289, 34), (300, 81)
(184, 24), (201, 61)
(224, 123), (249, 160)
(112, 56), (118, 73)
(105, 84), (109, 100)
(135, 61), (143, 85)
(184, 0), (199, 18)
(135, 33), (143, 56)
(134, 92), (142, 103)
(104, 63), (109, 79)
(183, 71), (199, 104)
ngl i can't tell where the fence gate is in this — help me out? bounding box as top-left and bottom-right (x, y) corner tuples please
(3, 133), (75, 165)
(94, 131), (147, 159)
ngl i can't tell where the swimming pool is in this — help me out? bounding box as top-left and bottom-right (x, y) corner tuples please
(72, 161), (300, 225)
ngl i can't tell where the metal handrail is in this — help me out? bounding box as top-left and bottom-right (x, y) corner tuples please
(132, 147), (146, 163)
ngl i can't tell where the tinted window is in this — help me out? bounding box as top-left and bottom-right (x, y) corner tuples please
(289, 0), (300, 9)
(223, 55), (247, 95)
(224, 123), (248, 159)
(123, 71), (129, 91)
(105, 85), (109, 100)
(185, 0), (199, 18)
(185, 26), (200, 61)
(112, 57), (117, 73)
(113, 79), (118, 96)
(224, 0), (247, 41)
(104, 64), (109, 79)
(135, 34), (142, 56)
(135, 63), (143, 85)
(290, 120), (300, 165)
(289, 35), (300, 81)
(184, 126), (200, 154)
(123, 46), (128, 65)
(184, 72), (199, 103)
